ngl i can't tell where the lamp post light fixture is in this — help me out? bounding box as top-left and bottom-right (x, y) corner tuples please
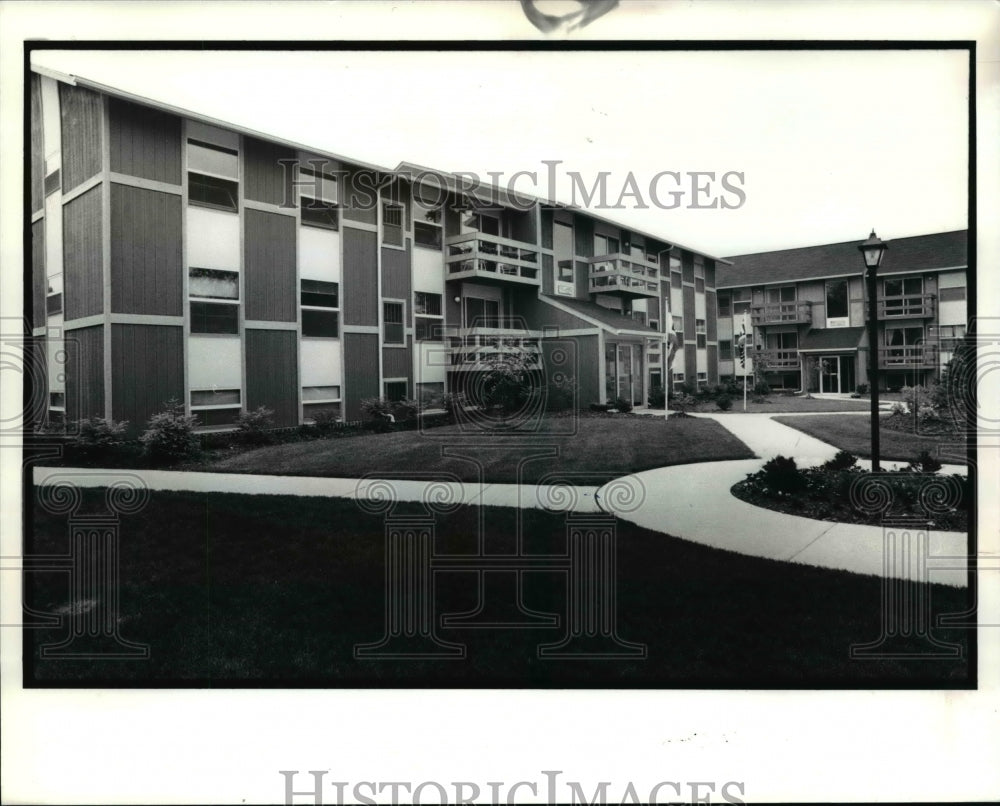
(858, 229), (889, 472)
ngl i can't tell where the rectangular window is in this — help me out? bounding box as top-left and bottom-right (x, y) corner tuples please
(301, 309), (339, 338)
(717, 293), (731, 317)
(301, 279), (339, 309)
(414, 292), (443, 342)
(415, 318), (443, 341)
(594, 233), (620, 256)
(190, 389), (241, 407)
(190, 268), (239, 300)
(416, 381), (445, 409)
(46, 292), (63, 316)
(766, 286), (797, 304)
(884, 276), (923, 297)
(414, 292), (442, 316)
(414, 221), (442, 249)
(732, 288), (752, 316)
(190, 301), (238, 334)
(695, 277), (705, 293)
(766, 331), (799, 350)
(300, 197), (339, 230)
(719, 339), (732, 360)
(49, 391), (65, 409)
(825, 279), (848, 321)
(188, 173), (239, 212)
(558, 259), (574, 282)
(383, 301), (405, 344)
(649, 318), (659, 331)
(671, 271), (682, 289)
(188, 140), (239, 179)
(303, 402), (341, 422)
(672, 315), (683, 333)
(299, 166), (338, 203)
(302, 385), (341, 401)
(382, 202), (404, 247)
(937, 324), (966, 350)
(384, 380), (408, 402)
(939, 286), (965, 302)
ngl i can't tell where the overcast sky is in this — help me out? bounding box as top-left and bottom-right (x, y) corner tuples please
(32, 47), (969, 257)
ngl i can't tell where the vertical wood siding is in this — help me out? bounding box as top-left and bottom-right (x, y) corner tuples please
(381, 243), (411, 304)
(707, 345), (719, 384)
(681, 252), (694, 284)
(341, 168), (379, 226)
(65, 325), (104, 422)
(705, 290), (718, 340)
(684, 343), (697, 381)
(30, 74), (44, 212)
(110, 184), (183, 315)
(573, 214), (594, 257)
(540, 208), (554, 249)
(342, 227), (378, 326)
(244, 209), (297, 322)
(30, 337), (48, 428)
(545, 334), (598, 405)
(109, 97), (181, 185)
(343, 333), (379, 419)
(382, 343), (412, 379)
(683, 285), (696, 339)
(111, 324), (184, 435)
(705, 259), (716, 288)
(243, 137), (295, 207)
(32, 221), (46, 328)
(59, 84), (103, 193)
(62, 185), (104, 321)
(245, 328), (299, 427)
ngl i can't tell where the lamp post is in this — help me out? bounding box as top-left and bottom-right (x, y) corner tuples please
(858, 230), (889, 472)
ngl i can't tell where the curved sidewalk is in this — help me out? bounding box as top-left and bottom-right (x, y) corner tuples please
(597, 413), (968, 587)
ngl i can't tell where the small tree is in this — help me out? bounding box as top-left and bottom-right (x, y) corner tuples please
(480, 348), (537, 416)
(236, 405), (275, 445)
(139, 399), (200, 463)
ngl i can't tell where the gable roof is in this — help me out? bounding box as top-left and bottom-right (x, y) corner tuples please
(539, 294), (657, 335)
(717, 230), (967, 289)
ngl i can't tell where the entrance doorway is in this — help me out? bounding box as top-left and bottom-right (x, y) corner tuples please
(817, 354), (856, 394)
(605, 342), (644, 404)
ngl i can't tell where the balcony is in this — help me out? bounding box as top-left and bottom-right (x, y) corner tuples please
(448, 326), (542, 372)
(445, 232), (539, 285)
(750, 301), (812, 326)
(587, 254), (659, 298)
(757, 348), (800, 370)
(872, 294), (936, 319)
(878, 345), (939, 369)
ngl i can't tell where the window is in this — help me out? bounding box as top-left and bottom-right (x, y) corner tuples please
(717, 293), (731, 318)
(697, 372), (708, 389)
(382, 201), (404, 247)
(694, 259), (705, 293)
(649, 318), (660, 331)
(383, 301), (405, 344)
(49, 391), (65, 410)
(939, 286), (966, 302)
(937, 324), (966, 350)
(558, 259), (574, 282)
(464, 296), (501, 329)
(766, 331), (798, 350)
(415, 292), (443, 341)
(414, 292), (442, 316)
(191, 389), (241, 407)
(413, 184), (445, 250)
(300, 197), (339, 230)
(190, 268), (238, 300)
(416, 381), (445, 409)
(301, 280), (339, 338)
(46, 292), (62, 316)
(632, 310), (646, 326)
(303, 385), (341, 401)
(885, 326), (924, 347)
(671, 270), (682, 289)
(732, 289), (751, 315)
(719, 339), (733, 360)
(384, 380), (408, 402)
(884, 276), (923, 298)
(188, 173), (239, 212)
(414, 221), (442, 249)
(672, 372), (685, 389)
(190, 301), (238, 334)
(299, 165), (338, 203)
(825, 279), (849, 321)
(696, 319), (707, 350)
(594, 233), (620, 256)
(766, 286), (796, 304)
(188, 140), (238, 179)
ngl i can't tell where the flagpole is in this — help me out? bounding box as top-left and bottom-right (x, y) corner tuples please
(742, 313), (748, 412)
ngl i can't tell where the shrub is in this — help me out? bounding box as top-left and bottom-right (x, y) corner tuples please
(139, 400), (200, 463)
(679, 380), (698, 396)
(311, 409), (341, 432)
(360, 397), (393, 420)
(590, 402), (610, 413)
(751, 394), (768, 404)
(236, 405), (275, 445)
(647, 386), (666, 409)
(390, 398), (421, 422)
(442, 393), (468, 418)
(856, 382), (869, 395)
(753, 379), (771, 396)
(722, 377), (741, 396)
(716, 394), (733, 411)
(822, 450), (858, 471)
(546, 375), (577, 412)
(74, 416), (130, 453)
(908, 450), (943, 473)
(669, 393), (696, 416)
(760, 455), (807, 494)
(889, 401), (907, 416)
(614, 396), (633, 414)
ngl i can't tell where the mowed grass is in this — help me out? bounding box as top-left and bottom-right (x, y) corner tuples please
(691, 395), (873, 414)
(26, 489), (971, 686)
(208, 416), (754, 483)
(773, 414), (968, 465)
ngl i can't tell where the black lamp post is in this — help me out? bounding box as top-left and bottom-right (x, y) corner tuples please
(858, 230), (889, 471)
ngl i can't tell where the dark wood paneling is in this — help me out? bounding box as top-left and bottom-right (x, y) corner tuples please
(30, 336), (48, 428)
(244, 209), (297, 322)
(705, 290), (718, 341)
(705, 259), (716, 288)
(382, 343), (411, 379)
(707, 344), (719, 384)
(684, 343), (697, 381)
(32, 221), (46, 328)
(342, 168), (379, 226)
(30, 74), (44, 212)
(245, 328), (299, 427)
(540, 208), (553, 249)
(343, 333), (379, 419)
(544, 334), (597, 406)
(573, 214), (593, 257)
(243, 137), (294, 207)
(109, 97), (181, 185)
(65, 325), (104, 422)
(681, 251), (694, 284)
(63, 185), (104, 321)
(381, 242), (411, 306)
(110, 184), (183, 315)
(342, 227), (378, 326)
(111, 324), (183, 435)
(683, 285), (696, 339)
(59, 84), (103, 193)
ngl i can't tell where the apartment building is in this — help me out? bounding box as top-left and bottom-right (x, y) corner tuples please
(716, 230), (968, 393)
(28, 67), (725, 433)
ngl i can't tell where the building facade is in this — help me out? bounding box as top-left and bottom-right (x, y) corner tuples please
(716, 230), (968, 394)
(28, 68), (725, 432)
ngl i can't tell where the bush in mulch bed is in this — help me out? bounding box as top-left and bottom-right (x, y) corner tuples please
(732, 451), (969, 531)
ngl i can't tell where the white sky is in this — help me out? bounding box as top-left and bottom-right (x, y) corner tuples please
(32, 47), (969, 257)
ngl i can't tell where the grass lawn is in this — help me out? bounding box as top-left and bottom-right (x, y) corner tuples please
(207, 415), (754, 483)
(773, 414), (968, 465)
(26, 488), (971, 686)
(688, 395), (873, 414)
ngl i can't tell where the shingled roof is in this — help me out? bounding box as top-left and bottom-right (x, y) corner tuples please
(717, 230), (967, 289)
(540, 294), (657, 334)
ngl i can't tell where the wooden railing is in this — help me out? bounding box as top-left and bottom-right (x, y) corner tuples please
(750, 301), (812, 326)
(445, 232), (539, 283)
(878, 345), (939, 368)
(873, 294), (936, 319)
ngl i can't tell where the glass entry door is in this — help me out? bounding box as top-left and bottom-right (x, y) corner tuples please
(818, 355), (855, 394)
(608, 343), (644, 404)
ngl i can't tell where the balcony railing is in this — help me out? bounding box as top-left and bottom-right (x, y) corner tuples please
(872, 294), (936, 319)
(757, 348), (800, 369)
(448, 326), (542, 371)
(878, 345), (939, 369)
(587, 254), (659, 297)
(750, 301), (812, 326)
(445, 232), (539, 284)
